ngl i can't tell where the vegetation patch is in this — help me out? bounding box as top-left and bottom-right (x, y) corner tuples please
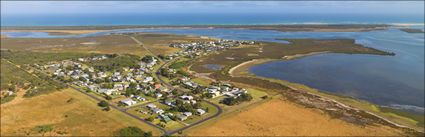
(380, 107), (425, 128)
(32, 124), (54, 135)
(1, 50), (92, 65)
(88, 54), (140, 71)
(115, 126), (153, 137)
(1, 59), (65, 98)
(169, 60), (190, 69)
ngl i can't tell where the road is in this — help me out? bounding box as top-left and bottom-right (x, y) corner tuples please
(154, 58), (224, 136)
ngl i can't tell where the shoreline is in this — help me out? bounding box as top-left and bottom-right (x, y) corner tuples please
(227, 53), (424, 133)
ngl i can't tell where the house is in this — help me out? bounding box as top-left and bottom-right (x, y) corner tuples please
(183, 112), (192, 117)
(146, 103), (156, 109)
(159, 114), (172, 123)
(114, 83), (124, 91)
(183, 82), (197, 89)
(97, 72), (107, 78)
(180, 95), (194, 100)
(177, 115), (187, 121)
(196, 109), (206, 115)
(154, 83), (162, 89)
(97, 88), (114, 95)
(143, 77), (153, 83)
(120, 98), (137, 106)
(155, 93), (163, 98)
(164, 100), (175, 107)
(152, 108), (164, 114)
(87, 85), (99, 91)
(133, 95), (146, 101)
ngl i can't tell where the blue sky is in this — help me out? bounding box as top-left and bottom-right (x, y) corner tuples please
(1, 1), (424, 15)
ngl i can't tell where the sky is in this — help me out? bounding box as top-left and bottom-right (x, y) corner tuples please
(1, 1), (424, 15)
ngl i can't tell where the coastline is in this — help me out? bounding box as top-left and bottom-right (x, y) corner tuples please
(227, 54), (424, 133)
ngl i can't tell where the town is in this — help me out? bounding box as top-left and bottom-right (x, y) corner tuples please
(32, 39), (256, 131)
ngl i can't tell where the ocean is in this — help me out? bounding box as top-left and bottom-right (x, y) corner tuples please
(1, 13), (424, 26)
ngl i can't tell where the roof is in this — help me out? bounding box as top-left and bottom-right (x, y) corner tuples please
(120, 98), (134, 103)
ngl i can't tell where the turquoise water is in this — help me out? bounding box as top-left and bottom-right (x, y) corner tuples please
(1, 27), (424, 113)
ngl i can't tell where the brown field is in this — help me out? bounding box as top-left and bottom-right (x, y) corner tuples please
(0, 88), (162, 136)
(0, 33), (215, 57)
(187, 96), (404, 136)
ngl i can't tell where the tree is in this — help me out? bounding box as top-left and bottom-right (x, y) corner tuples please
(98, 100), (109, 107)
(141, 55), (155, 63)
(34, 125), (54, 136)
(146, 116), (154, 122)
(103, 106), (111, 111)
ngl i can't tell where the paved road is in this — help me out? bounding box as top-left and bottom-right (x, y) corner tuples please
(155, 58), (224, 136)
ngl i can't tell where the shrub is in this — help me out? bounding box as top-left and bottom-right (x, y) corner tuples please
(98, 100), (109, 107)
(115, 126), (151, 137)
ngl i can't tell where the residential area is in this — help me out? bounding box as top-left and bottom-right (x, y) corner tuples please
(32, 39), (257, 132)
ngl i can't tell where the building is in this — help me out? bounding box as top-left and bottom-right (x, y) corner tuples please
(177, 115), (187, 121)
(159, 114), (172, 123)
(133, 95), (146, 101)
(146, 103), (156, 109)
(180, 95), (194, 100)
(155, 93), (163, 98)
(196, 109), (206, 115)
(120, 98), (136, 106)
(152, 108), (165, 114)
(183, 112), (192, 117)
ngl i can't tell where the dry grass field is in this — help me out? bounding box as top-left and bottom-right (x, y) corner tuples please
(187, 96), (404, 136)
(0, 88), (162, 136)
(0, 35), (150, 56)
(0, 33), (215, 57)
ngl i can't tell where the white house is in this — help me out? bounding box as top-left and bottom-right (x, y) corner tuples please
(183, 112), (192, 117)
(120, 98), (137, 106)
(180, 95), (194, 100)
(147, 103), (156, 109)
(196, 109), (206, 115)
(152, 108), (164, 114)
